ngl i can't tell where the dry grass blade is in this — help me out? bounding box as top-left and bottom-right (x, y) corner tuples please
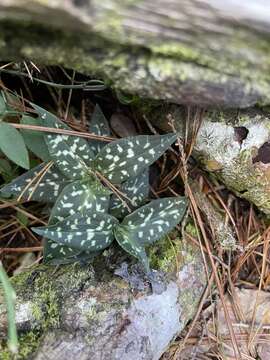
(10, 123), (116, 142)
(168, 107), (242, 359)
(95, 170), (132, 213)
(1, 246), (42, 253)
(248, 228), (270, 351)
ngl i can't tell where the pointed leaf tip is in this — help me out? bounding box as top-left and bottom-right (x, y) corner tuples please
(88, 104), (111, 155)
(93, 133), (177, 184)
(32, 210), (118, 252)
(121, 196), (187, 245)
(113, 196), (187, 271)
(0, 162), (69, 202)
(114, 226), (149, 271)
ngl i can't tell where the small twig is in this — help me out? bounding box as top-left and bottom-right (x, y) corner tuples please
(0, 68), (106, 91)
(1, 246), (43, 253)
(95, 171), (133, 212)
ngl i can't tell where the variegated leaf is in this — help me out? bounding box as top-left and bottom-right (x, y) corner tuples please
(0, 162), (69, 202)
(49, 178), (111, 223)
(113, 196), (187, 270)
(43, 240), (81, 263)
(121, 197), (187, 246)
(43, 239), (96, 264)
(45, 133), (90, 180)
(44, 178), (111, 261)
(110, 168), (149, 218)
(32, 103), (95, 166)
(92, 133), (177, 183)
(88, 104), (111, 155)
(114, 226), (149, 271)
(32, 210), (118, 251)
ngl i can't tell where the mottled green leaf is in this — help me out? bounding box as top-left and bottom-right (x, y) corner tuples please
(122, 197), (187, 246)
(44, 177), (111, 263)
(32, 103), (95, 165)
(0, 122), (29, 169)
(20, 115), (50, 161)
(43, 239), (96, 265)
(110, 168), (149, 218)
(45, 133), (90, 180)
(50, 178), (110, 223)
(33, 210), (118, 251)
(114, 196), (187, 271)
(92, 133), (177, 183)
(114, 226), (149, 271)
(0, 162), (69, 202)
(88, 104), (111, 155)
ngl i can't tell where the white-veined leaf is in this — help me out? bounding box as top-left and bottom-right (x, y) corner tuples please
(33, 210), (118, 251)
(92, 133), (177, 183)
(121, 197), (187, 246)
(110, 168), (149, 218)
(0, 162), (69, 202)
(0, 122), (29, 169)
(88, 104), (111, 155)
(20, 115), (50, 161)
(32, 103), (95, 165)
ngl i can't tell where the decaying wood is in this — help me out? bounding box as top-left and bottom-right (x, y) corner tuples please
(1, 0), (270, 107)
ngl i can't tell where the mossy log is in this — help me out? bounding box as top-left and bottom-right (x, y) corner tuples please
(1, 0), (270, 107)
(0, 239), (206, 359)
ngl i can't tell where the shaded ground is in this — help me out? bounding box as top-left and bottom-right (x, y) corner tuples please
(0, 63), (270, 359)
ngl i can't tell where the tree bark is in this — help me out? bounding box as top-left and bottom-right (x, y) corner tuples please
(1, 0), (270, 107)
(148, 105), (270, 214)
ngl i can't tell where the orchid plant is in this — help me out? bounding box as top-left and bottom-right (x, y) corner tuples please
(1, 102), (187, 271)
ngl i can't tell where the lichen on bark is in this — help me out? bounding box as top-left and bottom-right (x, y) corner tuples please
(2, 1), (270, 107)
(147, 104), (270, 214)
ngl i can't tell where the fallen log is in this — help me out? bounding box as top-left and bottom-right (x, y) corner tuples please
(1, 0), (270, 107)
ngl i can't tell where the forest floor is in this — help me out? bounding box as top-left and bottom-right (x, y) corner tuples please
(0, 63), (270, 360)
